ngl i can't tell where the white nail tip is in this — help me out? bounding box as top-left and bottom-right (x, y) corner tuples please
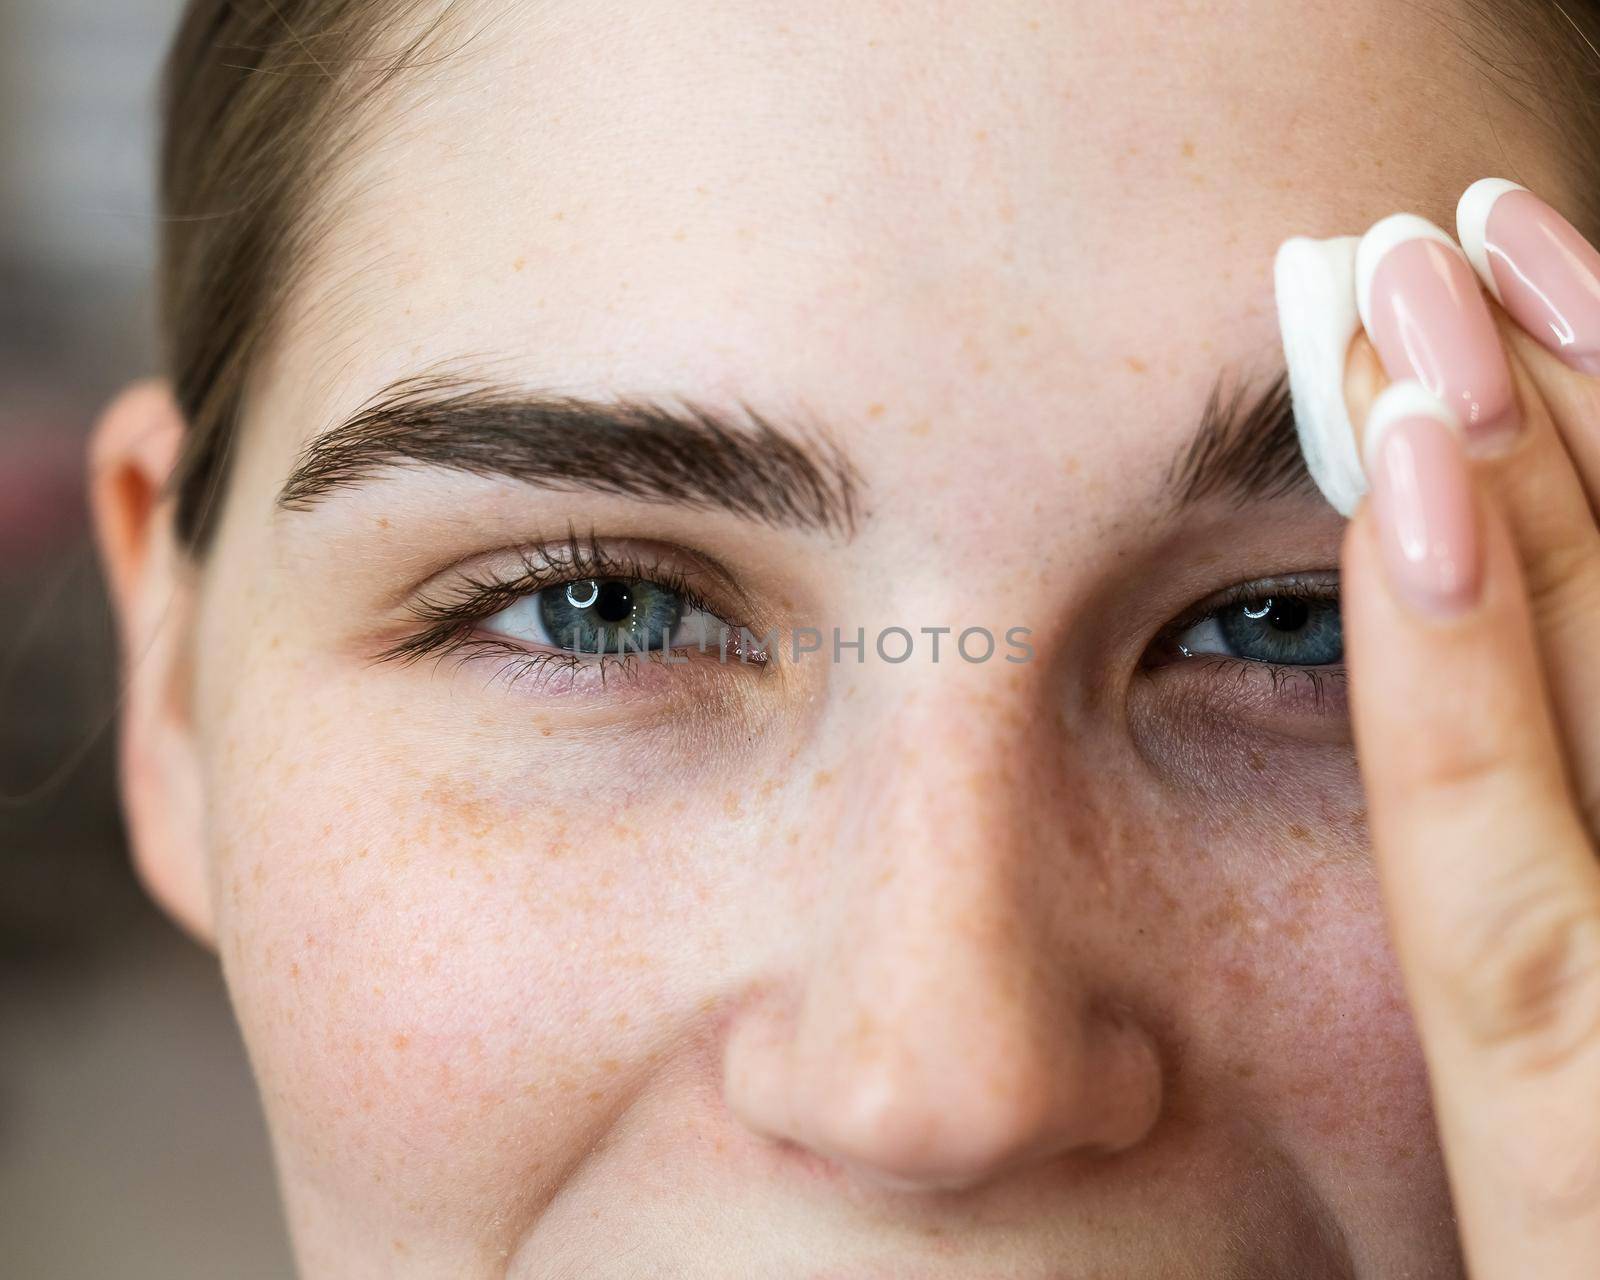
(1361, 379), (1463, 476)
(1354, 213), (1460, 336)
(1273, 234), (1366, 516)
(1457, 177), (1527, 305)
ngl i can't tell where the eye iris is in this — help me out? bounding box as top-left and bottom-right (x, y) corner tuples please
(540, 578), (683, 653)
(1219, 594), (1341, 665)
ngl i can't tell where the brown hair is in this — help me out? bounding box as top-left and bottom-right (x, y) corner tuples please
(159, 0), (464, 550)
(156, 0), (1600, 552)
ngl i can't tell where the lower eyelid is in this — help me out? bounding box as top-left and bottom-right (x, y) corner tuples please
(1153, 654), (1350, 723)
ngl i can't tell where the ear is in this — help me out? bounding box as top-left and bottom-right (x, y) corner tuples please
(88, 381), (215, 948)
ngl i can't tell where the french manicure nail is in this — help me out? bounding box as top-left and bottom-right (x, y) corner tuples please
(1357, 214), (1519, 452)
(1458, 177), (1600, 376)
(1363, 380), (1482, 619)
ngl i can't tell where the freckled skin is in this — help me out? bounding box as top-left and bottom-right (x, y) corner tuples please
(126, 0), (1584, 1275)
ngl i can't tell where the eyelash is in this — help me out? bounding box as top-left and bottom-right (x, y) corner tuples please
(376, 532), (752, 691)
(1151, 572), (1348, 710)
(381, 541), (1345, 712)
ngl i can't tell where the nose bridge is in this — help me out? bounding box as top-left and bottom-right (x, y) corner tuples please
(827, 678), (1068, 1085)
(849, 675), (1036, 859)
(721, 677), (1164, 1192)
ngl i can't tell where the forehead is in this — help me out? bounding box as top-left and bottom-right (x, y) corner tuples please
(257, 0), (1557, 498)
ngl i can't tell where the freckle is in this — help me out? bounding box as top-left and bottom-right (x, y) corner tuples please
(1288, 823), (1310, 841)
(377, 516), (390, 529)
(1247, 748), (1267, 773)
(289, 963), (300, 979)
(1012, 324), (1032, 339)
(1181, 139), (1196, 158)
(513, 257), (526, 272)
(867, 402), (886, 418)
(392, 1033), (410, 1051)
(811, 769), (835, 789)
(614, 1011), (630, 1028)
(906, 419), (931, 438)
(1357, 37), (1372, 53)
(552, 210), (565, 221)
(974, 129), (989, 142)
(1125, 356), (1147, 374)
(1232, 1061), (1257, 1079)
(586, 1089), (604, 1101)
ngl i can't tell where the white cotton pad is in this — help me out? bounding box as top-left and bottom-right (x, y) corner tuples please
(1272, 235), (1366, 517)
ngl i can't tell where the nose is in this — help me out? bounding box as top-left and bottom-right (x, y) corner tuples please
(721, 691), (1165, 1194)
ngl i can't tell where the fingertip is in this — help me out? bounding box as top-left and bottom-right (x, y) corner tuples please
(1456, 178), (1527, 307)
(1354, 213), (1459, 336)
(1343, 329), (1388, 460)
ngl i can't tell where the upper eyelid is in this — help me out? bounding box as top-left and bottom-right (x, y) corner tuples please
(402, 535), (744, 616)
(376, 538), (755, 667)
(1162, 571), (1341, 635)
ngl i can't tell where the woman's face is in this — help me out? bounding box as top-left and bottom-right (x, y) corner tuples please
(138, 0), (1572, 1273)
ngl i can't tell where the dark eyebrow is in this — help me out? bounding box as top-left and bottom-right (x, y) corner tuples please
(277, 374), (865, 537)
(1165, 366), (1318, 509)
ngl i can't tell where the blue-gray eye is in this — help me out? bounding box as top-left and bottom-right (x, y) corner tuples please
(1172, 592), (1343, 666)
(479, 578), (723, 655)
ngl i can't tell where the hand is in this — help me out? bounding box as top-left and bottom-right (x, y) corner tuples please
(1339, 182), (1600, 1277)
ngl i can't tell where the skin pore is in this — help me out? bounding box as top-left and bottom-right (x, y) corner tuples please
(99, 0), (1583, 1274)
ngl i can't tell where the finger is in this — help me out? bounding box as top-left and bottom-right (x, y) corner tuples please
(1456, 178), (1600, 512)
(1349, 217), (1600, 829)
(1344, 383), (1600, 1278)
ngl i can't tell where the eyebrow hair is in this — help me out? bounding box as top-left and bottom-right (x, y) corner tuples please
(1166, 367), (1318, 509)
(279, 363), (1311, 535)
(277, 374), (865, 537)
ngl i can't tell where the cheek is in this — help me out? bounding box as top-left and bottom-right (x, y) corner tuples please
(1140, 832), (1448, 1213)
(206, 705), (744, 1241)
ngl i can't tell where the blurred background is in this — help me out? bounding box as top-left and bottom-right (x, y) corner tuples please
(1, 2), (295, 1274)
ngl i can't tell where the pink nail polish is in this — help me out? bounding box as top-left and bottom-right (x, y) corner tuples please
(1364, 383), (1482, 619)
(1459, 179), (1600, 375)
(1357, 215), (1519, 452)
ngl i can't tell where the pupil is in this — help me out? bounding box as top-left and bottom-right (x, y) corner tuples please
(1247, 595), (1308, 632)
(594, 580), (634, 624)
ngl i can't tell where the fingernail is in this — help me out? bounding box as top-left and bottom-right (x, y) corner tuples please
(1458, 177), (1600, 376)
(1357, 214), (1520, 452)
(1273, 234), (1366, 516)
(1362, 380), (1482, 618)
